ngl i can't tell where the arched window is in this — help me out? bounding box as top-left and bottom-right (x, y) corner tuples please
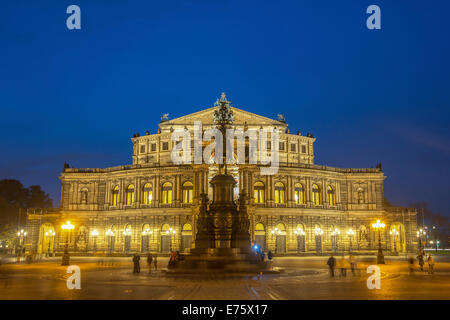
(111, 185), (119, 206)
(80, 188), (88, 204)
(142, 183), (153, 205)
(161, 182), (173, 204)
(312, 184), (321, 205)
(294, 183), (305, 204)
(125, 184), (135, 205)
(255, 223), (265, 233)
(254, 182), (265, 203)
(274, 182), (285, 204)
(182, 181), (194, 204)
(327, 185), (335, 206)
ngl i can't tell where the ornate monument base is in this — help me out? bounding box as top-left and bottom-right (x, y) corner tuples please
(165, 248), (277, 275)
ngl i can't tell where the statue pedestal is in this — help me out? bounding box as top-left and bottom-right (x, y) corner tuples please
(166, 247), (278, 275)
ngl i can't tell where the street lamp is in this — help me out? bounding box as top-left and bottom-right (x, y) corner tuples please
(271, 227), (282, 236)
(390, 228), (399, 254)
(141, 228), (153, 253)
(347, 228), (355, 252)
(372, 220), (385, 264)
(91, 229), (99, 253)
(61, 221), (75, 266)
(293, 228), (305, 236)
(417, 228), (426, 251)
(16, 229), (27, 261)
(314, 227), (323, 236)
(106, 229), (115, 254)
(331, 228), (340, 253)
(45, 230), (55, 257)
(123, 228), (132, 253)
(166, 227), (176, 251)
(314, 227), (323, 254)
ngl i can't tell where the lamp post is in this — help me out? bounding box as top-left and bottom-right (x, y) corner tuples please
(91, 229), (99, 253)
(61, 221), (75, 266)
(372, 220), (385, 264)
(166, 227), (176, 252)
(123, 228), (132, 253)
(17, 229), (27, 260)
(331, 228), (340, 253)
(45, 230), (55, 257)
(417, 228), (426, 251)
(347, 228), (355, 252)
(106, 229), (114, 255)
(390, 228), (399, 255)
(293, 227), (305, 252)
(141, 228), (153, 253)
(314, 227), (323, 254)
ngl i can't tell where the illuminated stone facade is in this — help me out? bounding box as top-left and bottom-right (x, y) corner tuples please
(26, 96), (418, 255)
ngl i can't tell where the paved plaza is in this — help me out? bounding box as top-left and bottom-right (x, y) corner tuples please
(0, 255), (449, 300)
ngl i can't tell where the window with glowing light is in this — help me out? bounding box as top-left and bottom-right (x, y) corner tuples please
(294, 183), (305, 204)
(327, 185), (335, 206)
(111, 185), (119, 206)
(312, 184), (321, 205)
(253, 181), (265, 204)
(182, 181), (194, 204)
(274, 182), (285, 204)
(142, 183), (153, 204)
(161, 182), (173, 204)
(125, 184), (135, 205)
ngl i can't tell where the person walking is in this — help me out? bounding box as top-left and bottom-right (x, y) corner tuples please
(417, 253), (425, 271)
(338, 256), (347, 277)
(327, 254), (336, 277)
(132, 253), (140, 274)
(147, 253), (153, 273)
(267, 250), (273, 261)
(349, 253), (357, 276)
(153, 255), (158, 271)
(427, 254), (435, 274)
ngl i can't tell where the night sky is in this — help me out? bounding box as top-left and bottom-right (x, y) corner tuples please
(0, 1), (449, 216)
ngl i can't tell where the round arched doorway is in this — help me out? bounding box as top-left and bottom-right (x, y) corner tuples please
(272, 223), (286, 254)
(254, 223), (266, 250)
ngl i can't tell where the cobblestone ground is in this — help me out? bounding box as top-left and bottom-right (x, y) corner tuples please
(0, 255), (449, 299)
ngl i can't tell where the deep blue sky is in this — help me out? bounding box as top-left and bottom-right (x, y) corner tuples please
(0, 1), (449, 216)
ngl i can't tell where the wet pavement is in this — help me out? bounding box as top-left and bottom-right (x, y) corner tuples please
(0, 255), (449, 299)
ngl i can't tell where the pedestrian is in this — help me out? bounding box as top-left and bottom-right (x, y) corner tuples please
(132, 253), (140, 273)
(153, 255), (158, 271)
(427, 254), (434, 274)
(408, 256), (415, 275)
(327, 254), (336, 277)
(338, 256), (347, 277)
(147, 253), (153, 273)
(417, 253), (424, 271)
(267, 250), (273, 261)
(168, 251), (177, 269)
(349, 253), (357, 276)
(260, 251), (265, 262)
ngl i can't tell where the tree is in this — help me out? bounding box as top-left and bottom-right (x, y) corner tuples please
(27, 185), (53, 208)
(410, 202), (449, 249)
(0, 179), (53, 245)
